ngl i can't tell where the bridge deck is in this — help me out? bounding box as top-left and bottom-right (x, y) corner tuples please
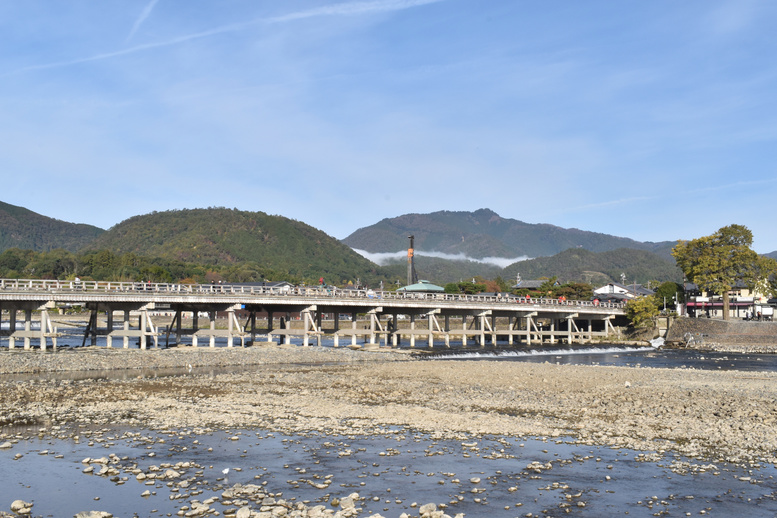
(0, 279), (626, 350)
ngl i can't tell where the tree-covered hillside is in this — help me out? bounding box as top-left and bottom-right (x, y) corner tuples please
(343, 208), (676, 260)
(502, 248), (683, 285)
(0, 201), (685, 288)
(376, 256), (504, 286)
(0, 200), (104, 253)
(85, 208), (384, 284)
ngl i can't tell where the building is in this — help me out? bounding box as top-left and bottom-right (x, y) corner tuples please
(396, 280), (445, 293)
(593, 282), (654, 300)
(512, 279), (546, 290)
(682, 281), (770, 319)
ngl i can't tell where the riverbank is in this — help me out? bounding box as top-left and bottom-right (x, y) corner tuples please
(1, 346), (775, 470)
(0, 344), (410, 375)
(666, 318), (777, 353)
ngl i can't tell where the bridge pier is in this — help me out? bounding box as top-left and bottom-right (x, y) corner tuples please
(84, 303), (158, 349)
(461, 315), (467, 346)
(176, 305), (246, 347)
(351, 315), (357, 347)
(0, 302), (60, 351)
(409, 315), (416, 348)
(443, 315), (451, 348)
(22, 309), (32, 349)
(391, 314), (399, 347)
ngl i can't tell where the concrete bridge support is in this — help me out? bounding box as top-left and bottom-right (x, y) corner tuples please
(0, 302), (60, 351)
(391, 314), (399, 347)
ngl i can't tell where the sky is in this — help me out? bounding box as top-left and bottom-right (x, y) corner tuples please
(3, 0), (777, 253)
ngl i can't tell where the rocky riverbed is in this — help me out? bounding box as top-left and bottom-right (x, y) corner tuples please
(1, 345), (776, 517)
(0, 344), (409, 375)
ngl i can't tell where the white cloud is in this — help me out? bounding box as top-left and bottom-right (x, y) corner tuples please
(266, 0), (445, 23)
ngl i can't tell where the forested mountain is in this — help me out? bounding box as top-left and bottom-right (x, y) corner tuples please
(502, 248), (683, 286)
(0, 201), (684, 286)
(377, 256), (504, 286)
(343, 208), (676, 260)
(0, 201), (104, 252)
(84, 208), (382, 284)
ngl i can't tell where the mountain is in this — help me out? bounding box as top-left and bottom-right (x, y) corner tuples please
(376, 255), (504, 286)
(0, 201), (104, 253)
(342, 208), (676, 260)
(1, 201), (682, 286)
(85, 208), (383, 283)
(502, 248), (683, 286)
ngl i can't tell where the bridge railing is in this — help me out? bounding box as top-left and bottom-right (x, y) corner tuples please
(0, 278), (626, 310)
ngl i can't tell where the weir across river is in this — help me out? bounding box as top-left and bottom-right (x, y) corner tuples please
(0, 279), (627, 350)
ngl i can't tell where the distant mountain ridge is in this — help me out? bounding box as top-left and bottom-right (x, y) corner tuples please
(0, 201), (727, 286)
(342, 208), (677, 260)
(0, 201), (104, 252)
(84, 208), (379, 282)
(502, 248), (683, 285)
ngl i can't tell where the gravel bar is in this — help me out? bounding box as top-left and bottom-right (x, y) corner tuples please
(1, 345), (775, 470)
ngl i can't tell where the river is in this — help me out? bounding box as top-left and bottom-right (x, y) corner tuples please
(2, 334), (777, 517)
(2, 423), (776, 517)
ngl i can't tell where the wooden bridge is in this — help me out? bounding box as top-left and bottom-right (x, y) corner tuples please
(0, 279), (627, 350)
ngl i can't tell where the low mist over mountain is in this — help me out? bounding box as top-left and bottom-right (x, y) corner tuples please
(378, 255), (505, 286)
(0, 201), (104, 252)
(343, 208), (677, 260)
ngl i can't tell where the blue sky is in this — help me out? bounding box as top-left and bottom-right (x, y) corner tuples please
(3, 0), (777, 253)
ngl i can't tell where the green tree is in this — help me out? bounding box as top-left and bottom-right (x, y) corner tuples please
(626, 295), (659, 328)
(493, 276), (510, 293)
(29, 249), (76, 279)
(654, 281), (683, 310)
(755, 255), (777, 300)
(550, 282), (594, 300)
(445, 281), (487, 295)
(0, 248), (35, 277)
(539, 276), (558, 294)
(672, 225), (777, 320)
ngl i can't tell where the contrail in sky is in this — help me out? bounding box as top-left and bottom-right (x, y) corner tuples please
(267, 0), (444, 23)
(4, 0), (445, 77)
(126, 0), (161, 43)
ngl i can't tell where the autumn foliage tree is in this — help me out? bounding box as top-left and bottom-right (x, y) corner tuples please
(626, 295), (659, 328)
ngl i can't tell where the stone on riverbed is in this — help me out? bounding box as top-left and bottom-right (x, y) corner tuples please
(9, 501), (33, 515)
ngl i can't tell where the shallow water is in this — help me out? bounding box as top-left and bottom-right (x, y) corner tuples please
(425, 346), (777, 373)
(2, 426), (776, 517)
(6, 325), (777, 375)
(4, 332), (777, 516)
